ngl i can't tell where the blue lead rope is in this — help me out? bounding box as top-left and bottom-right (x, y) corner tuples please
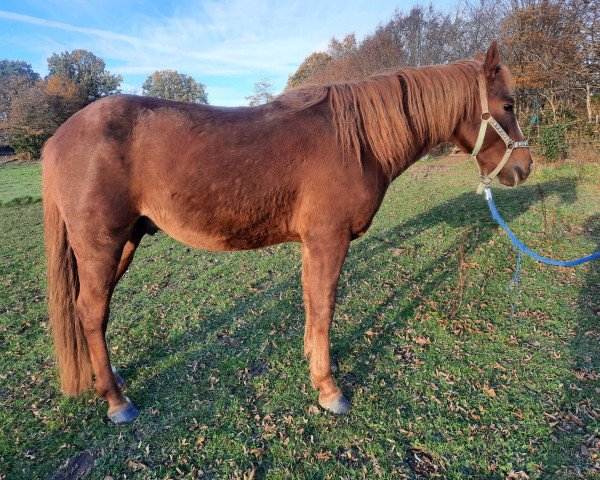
(484, 187), (600, 266)
(484, 187), (600, 316)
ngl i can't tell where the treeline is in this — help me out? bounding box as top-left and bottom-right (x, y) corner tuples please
(1, 0), (597, 160)
(287, 0), (599, 159)
(0, 51), (208, 158)
(0, 51), (122, 158)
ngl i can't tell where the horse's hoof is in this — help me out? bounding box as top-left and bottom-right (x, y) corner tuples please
(107, 397), (139, 424)
(111, 365), (126, 387)
(319, 394), (351, 414)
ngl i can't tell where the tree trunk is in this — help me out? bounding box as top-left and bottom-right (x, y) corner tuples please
(586, 84), (592, 123)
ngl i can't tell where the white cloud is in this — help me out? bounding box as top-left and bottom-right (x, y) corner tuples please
(119, 83), (140, 94)
(0, 10), (139, 45)
(0, 1), (401, 105)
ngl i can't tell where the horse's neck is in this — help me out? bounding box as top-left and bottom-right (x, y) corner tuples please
(389, 145), (435, 180)
(386, 126), (454, 181)
(384, 66), (477, 178)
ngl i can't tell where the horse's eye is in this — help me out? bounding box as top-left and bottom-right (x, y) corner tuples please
(504, 104), (514, 113)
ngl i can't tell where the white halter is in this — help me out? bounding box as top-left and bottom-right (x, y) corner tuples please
(471, 72), (529, 194)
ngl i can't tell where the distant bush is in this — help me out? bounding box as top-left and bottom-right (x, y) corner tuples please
(538, 125), (568, 161)
(428, 142), (454, 158)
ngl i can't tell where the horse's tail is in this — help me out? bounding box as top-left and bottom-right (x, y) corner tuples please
(43, 161), (93, 396)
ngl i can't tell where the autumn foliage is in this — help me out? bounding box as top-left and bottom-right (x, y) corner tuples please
(287, 0), (599, 157)
(2, 78), (85, 158)
(0, 50), (121, 158)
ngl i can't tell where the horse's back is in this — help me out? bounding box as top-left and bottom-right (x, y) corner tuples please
(43, 94), (342, 250)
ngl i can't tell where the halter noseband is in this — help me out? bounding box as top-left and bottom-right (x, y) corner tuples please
(471, 72), (529, 194)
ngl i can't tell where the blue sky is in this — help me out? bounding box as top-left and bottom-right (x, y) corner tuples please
(1, 0), (453, 106)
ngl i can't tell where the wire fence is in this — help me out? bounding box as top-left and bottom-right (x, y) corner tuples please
(522, 118), (600, 152)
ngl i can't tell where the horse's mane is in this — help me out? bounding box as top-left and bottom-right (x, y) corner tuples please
(281, 60), (483, 176)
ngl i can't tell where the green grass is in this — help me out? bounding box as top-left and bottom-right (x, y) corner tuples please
(0, 163), (42, 206)
(1, 158), (599, 479)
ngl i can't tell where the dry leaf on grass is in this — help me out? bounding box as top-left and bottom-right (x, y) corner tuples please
(483, 385), (497, 398)
(127, 459), (147, 471)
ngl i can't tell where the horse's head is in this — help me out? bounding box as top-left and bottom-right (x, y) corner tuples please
(454, 41), (533, 192)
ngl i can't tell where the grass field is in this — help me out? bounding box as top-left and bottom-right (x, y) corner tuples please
(1, 157), (599, 479)
(0, 163), (41, 207)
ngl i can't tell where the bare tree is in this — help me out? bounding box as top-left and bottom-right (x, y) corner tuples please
(501, 0), (587, 119)
(246, 78), (276, 106)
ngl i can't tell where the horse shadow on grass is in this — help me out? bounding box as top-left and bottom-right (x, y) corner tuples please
(334, 176), (578, 383)
(102, 177), (585, 477)
(539, 213), (599, 477)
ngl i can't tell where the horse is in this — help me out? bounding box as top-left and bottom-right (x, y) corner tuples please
(42, 41), (532, 423)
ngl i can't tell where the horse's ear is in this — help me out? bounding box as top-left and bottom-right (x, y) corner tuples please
(474, 50), (485, 62)
(484, 40), (500, 79)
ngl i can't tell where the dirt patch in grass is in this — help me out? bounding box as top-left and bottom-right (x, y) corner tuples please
(51, 450), (100, 480)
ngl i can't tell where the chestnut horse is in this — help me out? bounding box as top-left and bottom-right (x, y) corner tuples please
(42, 42), (532, 423)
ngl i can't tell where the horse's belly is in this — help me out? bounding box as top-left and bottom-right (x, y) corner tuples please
(141, 205), (296, 252)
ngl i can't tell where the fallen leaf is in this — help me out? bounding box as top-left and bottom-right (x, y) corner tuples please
(127, 460), (147, 471)
(250, 447), (264, 457)
(315, 450), (332, 461)
(483, 385), (496, 398)
(308, 405), (320, 415)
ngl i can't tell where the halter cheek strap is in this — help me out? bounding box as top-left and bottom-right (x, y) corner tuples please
(471, 73), (529, 194)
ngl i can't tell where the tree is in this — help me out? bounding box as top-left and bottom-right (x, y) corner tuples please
(501, 0), (585, 120)
(452, 0), (507, 60)
(0, 59), (39, 80)
(286, 52), (331, 89)
(47, 49), (122, 101)
(566, 0), (600, 121)
(327, 34), (358, 60)
(2, 77), (83, 158)
(288, 5), (472, 87)
(46, 75), (82, 103)
(142, 70), (208, 103)
(0, 60), (40, 121)
(246, 78), (275, 106)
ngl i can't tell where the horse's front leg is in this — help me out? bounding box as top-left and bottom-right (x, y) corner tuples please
(302, 234), (350, 414)
(301, 244), (313, 359)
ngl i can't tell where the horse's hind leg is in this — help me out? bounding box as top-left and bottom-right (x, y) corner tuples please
(107, 220), (146, 388)
(109, 218), (158, 388)
(75, 241), (139, 423)
(302, 234), (351, 414)
(114, 217), (157, 284)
